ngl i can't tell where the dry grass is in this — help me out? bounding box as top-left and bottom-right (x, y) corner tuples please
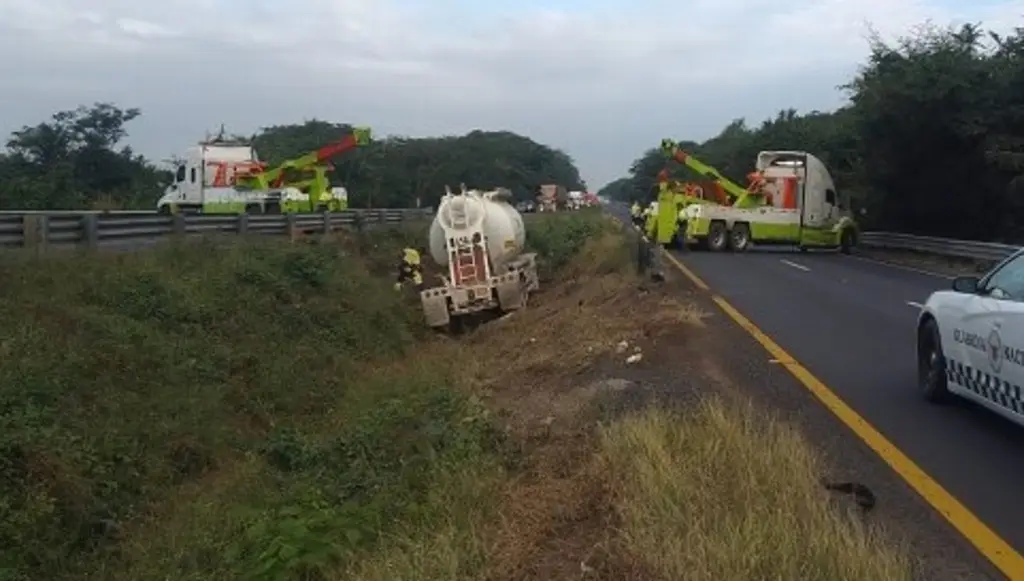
(461, 227), (706, 432)
(338, 464), (500, 581)
(599, 396), (914, 581)
(327, 217), (706, 581)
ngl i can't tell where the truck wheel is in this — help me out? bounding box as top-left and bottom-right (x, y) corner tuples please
(707, 221), (728, 252)
(266, 203), (282, 215)
(729, 222), (751, 252)
(840, 229), (856, 254)
(917, 318), (951, 404)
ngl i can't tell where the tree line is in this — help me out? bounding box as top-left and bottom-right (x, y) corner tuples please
(0, 106), (586, 211)
(599, 23), (1024, 242)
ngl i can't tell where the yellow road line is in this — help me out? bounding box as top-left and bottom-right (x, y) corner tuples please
(664, 249), (1024, 579)
(664, 251), (708, 290)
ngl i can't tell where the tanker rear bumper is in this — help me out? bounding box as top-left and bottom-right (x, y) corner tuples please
(420, 253), (539, 328)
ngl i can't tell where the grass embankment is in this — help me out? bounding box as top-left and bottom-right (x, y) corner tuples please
(0, 211), (911, 581)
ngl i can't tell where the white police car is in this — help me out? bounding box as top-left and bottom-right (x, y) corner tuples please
(917, 249), (1024, 426)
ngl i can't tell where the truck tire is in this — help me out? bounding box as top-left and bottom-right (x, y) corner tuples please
(729, 222), (751, 252)
(840, 228), (856, 254)
(707, 221), (728, 252)
(917, 318), (952, 403)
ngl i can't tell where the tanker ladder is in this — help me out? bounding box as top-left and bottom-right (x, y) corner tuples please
(420, 187), (539, 330)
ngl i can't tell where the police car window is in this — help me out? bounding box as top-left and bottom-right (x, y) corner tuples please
(983, 253), (1024, 301)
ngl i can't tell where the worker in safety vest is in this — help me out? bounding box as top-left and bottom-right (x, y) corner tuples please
(318, 189), (333, 209)
(394, 247), (425, 291)
(647, 180), (681, 246)
(642, 201), (657, 234)
(637, 197), (664, 280)
(630, 201), (643, 228)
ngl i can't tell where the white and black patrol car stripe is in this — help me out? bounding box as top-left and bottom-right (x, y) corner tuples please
(946, 358), (1024, 414)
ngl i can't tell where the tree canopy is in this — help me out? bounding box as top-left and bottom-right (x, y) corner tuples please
(599, 22), (1024, 242)
(0, 104), (169, 210)
(0, 108), (585, 211)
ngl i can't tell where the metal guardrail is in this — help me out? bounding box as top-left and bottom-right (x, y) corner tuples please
(0, 210), (157, 215)
(0, 208), (434, 250)
(859, 232), (1021, 262)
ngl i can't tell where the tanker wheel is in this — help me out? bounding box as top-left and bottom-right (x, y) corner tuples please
(707, 221), (728, 252)
(729, 222), (751, 252)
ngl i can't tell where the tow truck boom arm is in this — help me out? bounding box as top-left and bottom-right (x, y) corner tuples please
(242, 127), (371, 189)
(659, 139), (751, 203)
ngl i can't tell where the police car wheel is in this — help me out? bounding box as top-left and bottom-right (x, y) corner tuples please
(917, 318), (952, 403)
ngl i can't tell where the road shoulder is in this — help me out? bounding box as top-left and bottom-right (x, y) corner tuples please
(654, 259), (1003, 580)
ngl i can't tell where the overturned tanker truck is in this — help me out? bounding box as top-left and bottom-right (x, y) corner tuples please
(420, 186), (539, 330)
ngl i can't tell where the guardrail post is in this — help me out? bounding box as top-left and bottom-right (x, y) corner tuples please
(237, 213), (249, 235)
(81, 214), (99, 249)
(21, 215), (44, 251)
(172, 213), (186, 237)
(38, 216), (49, 252)
(322, 211), (332, 234)
(286, 213), (298, 241)
(352, 212), (364, 233)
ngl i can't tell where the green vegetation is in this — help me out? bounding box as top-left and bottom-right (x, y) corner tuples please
(525, 208), (614, 276)
(599, 22), (1024, 241)
(0, 230), (478, 580)
(253, 122), (586, 207)
(0, 105), (584, 211)
(0, 212), (610, 581)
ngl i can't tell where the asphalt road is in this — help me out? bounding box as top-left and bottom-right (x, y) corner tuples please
(674, 247), (1024, 560)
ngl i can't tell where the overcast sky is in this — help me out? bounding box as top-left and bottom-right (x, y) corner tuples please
(1, 0), (1022, 190)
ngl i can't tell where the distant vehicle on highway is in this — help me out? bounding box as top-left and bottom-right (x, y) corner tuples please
(917, 249), (1024, 427)
(516, 201), (536, 213)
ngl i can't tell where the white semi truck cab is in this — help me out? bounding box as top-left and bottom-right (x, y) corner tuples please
(755, 150), (851, 228)
(158, 139), (336, 215)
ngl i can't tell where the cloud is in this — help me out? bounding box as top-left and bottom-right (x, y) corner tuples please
(0, 0), (1021, 188)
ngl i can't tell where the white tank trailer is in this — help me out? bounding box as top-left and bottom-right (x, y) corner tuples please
(420, 185), (539, 329)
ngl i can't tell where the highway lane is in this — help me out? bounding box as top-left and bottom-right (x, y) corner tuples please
(676, 248), (1024, 559)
